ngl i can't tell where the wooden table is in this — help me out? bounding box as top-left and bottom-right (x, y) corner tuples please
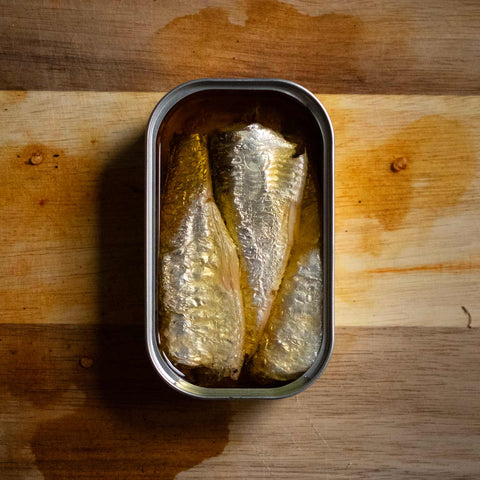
(1, 2), (479, 479)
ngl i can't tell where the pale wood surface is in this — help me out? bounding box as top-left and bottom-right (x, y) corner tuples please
(0, 91), (479, 478)
(0, 0), (479, 94)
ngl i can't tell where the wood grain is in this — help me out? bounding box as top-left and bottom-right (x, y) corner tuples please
(1, 325), (479, 479)
(2, 1), (479, 476)
(1, 92), (479, 327)
(0, 0), (479, 94)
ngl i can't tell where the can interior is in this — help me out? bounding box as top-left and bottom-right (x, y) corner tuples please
(155, 87), (326, 392)
(157, 90), (323, 189)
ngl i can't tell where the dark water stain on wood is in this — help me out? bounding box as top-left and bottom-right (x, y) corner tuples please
(20, 326), (231, 480)
(27, 137), (232, 479)
(154, 0), (368, 90)
(2, 1), (480, 93)
(4, 326), (480, 478)
(337, 114), (475, 236)
(0, 136), (232, 478)
(335, 115), (476, 304)
(1, 324), (232, 479)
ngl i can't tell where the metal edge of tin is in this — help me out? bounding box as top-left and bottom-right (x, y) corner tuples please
(145, 78), (334, 399)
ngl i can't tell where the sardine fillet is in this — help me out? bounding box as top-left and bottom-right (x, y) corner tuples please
(210, 124), (307, 358)
(250, 174), (323, 381)
(160, 134), (244, 381)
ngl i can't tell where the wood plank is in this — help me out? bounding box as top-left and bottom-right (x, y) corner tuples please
(323, 95), (480, 327)
(0, 0), (479, 94)
(0, 92), (479, 327)
(1, 325), (478, 479)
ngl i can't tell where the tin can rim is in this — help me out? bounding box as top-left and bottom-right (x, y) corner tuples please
(145, 78), (334, 399)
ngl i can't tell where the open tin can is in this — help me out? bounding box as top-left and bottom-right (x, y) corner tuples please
(146, 79), (334, 399)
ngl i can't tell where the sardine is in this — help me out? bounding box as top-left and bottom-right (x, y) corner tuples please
(250, 174), (323, 382)
(159, 134), (244, 381)
(210, 124), (307, 358)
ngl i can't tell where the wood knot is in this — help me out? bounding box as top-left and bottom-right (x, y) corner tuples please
(391, 157), (407, 172)
(29, 152), (43, 165)
(80, 357), (94, 368)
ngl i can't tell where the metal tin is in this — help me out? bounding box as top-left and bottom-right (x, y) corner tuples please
(146, 79), (334, 399)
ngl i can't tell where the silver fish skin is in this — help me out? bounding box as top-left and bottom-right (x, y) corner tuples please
(210, 123), (308, 358)
(250, 174), (323, 382)
(159, 134), (244, 381)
